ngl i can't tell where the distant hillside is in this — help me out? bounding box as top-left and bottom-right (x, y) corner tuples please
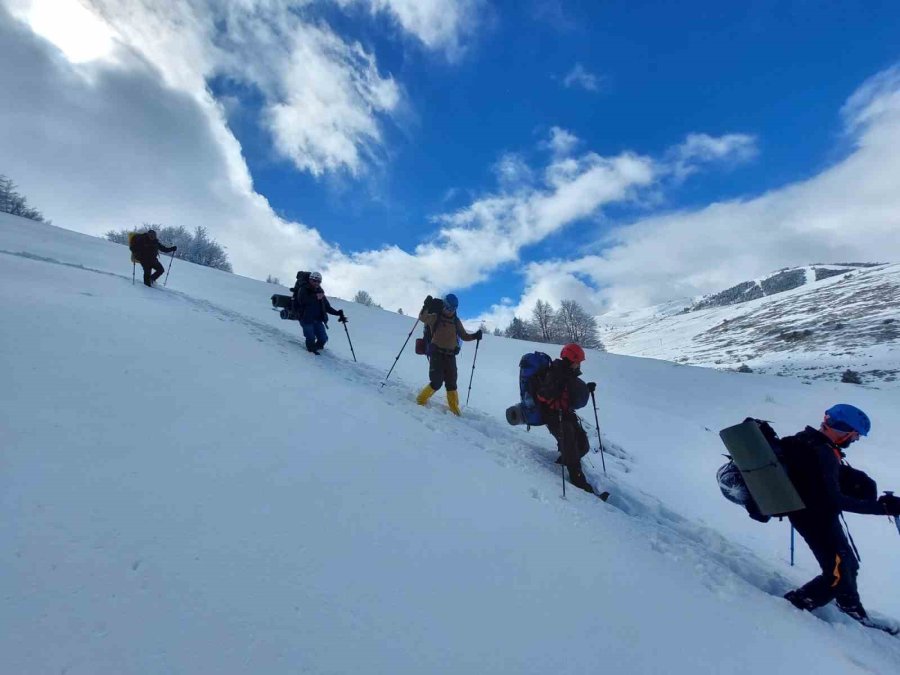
(690, 264), (883, 311)
(599, 263), (900, 387)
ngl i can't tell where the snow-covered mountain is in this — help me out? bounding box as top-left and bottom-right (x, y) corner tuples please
(600, 263), (900, 387)
(4, 214), (900, 673)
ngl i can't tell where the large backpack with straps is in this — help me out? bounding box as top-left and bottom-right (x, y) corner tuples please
(415, 297), (460, 356)
(271, 271), (311, 320)
(506, 352), (552, 427)
(717, 418), (802, 522)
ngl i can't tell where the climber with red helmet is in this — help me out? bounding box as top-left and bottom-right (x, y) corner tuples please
(535, 343), (597, 494)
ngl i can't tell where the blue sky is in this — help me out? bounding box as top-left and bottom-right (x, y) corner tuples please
(3, 0), (900, 324)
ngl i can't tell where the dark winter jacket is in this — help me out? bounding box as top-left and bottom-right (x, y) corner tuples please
(130, 233), (175, 263)
(536, 359), (590, 417)
(293, 282), (342, 325)
(418, 305), (477, 356)
(780, 427), (884, 517)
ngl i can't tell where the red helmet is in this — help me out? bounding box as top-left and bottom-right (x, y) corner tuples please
(560, 343), (585, 363)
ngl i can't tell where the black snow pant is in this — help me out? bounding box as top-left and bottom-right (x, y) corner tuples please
(546, 412), (591, 488)
(789, 510), (861, 611)
(139, 258), (165, 287)
(428, 351), (458, 392)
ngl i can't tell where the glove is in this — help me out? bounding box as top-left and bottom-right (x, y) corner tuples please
(878, 494), (900, 516)
(422, 295), (433, 312)
(474, 329), (483, 340)
(587, 382), (596, 393)
(338, 310), (348, 323)
(172, 246), (177, 251)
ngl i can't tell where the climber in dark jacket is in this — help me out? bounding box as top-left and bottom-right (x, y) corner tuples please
(292, 271), (345, 354)
(780, 404), (900, 623)
(130, 229), (176, 287)
(536, 343), (596, 494)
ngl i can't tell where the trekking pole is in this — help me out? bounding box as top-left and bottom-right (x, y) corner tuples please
(341, 318), (357, 362)
(163, 252), (175, 287)
(590, 390), (607, 475)
(790, 525), (795, 566)
(132, 262), (136, 285)
(464, 338), (480, 407)
(382, 319), (419, 387)
(559, 411), (566, 499)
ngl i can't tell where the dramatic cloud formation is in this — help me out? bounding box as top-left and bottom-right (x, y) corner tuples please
(3, 1), (897, 328)
(481, 65), (900, 325)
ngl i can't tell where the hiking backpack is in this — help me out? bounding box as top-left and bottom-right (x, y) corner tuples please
(506, 352), (552, 427)
(415, 297), (460, 356)
(717, 419), (787, 523)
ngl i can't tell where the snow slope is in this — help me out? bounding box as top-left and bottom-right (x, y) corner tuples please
(599, 264), (900, 387)
(3, 215), (900, 674)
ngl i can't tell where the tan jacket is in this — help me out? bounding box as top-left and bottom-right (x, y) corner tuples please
(419, 307), (477, 355)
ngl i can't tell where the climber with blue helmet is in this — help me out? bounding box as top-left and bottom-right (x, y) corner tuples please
(779, 403), (900, 626)
(415, 292), (482, 416)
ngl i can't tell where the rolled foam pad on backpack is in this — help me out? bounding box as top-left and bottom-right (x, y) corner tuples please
(506, 404), (525, 426)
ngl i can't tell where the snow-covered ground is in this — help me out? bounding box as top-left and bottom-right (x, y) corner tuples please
(599, 264), (900, 387)
(3, 214), (900, 674)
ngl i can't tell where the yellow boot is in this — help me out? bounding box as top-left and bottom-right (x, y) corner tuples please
(416, 385), (436, 406)
(447, 390), (461, 416)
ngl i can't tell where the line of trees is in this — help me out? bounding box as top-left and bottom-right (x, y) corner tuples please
(500, 299), (604, 349)
(0, 174), (48, 223)
(106, 225), (233, 273)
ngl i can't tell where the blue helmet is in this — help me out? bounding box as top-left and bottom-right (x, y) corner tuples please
(444, 293), (459, 310)
(825, 404), (871, 436)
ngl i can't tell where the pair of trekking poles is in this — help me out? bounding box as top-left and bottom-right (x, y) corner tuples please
(132, 251), (176, 288)
(380, 318), (479, 407)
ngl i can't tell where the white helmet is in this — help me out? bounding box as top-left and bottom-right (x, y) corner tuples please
(309, 271), (322, 282)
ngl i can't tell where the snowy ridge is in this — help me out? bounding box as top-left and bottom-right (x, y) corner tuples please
(600, 263), (900, 387)
(3, 214), (900, 674)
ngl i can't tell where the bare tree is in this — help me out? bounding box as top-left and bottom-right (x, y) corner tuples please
(0, 174), (48, 223)
(266, 275), (281, 285)
(552, 299), (604, 349)
(531, 299), (556, 342)
(353, 290), (375, 306)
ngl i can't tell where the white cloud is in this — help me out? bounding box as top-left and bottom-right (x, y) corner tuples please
(258, 23), (401, 176)
(0, 6), (654, 315)
(546, 126), (579, 157)
(75, 0), (402, 178)
(493, 153), (535, 188)
(6, 0), (116, 63)
(563, 63), (601, 92)
(668, 132), (758, 180)
(336, 0), (482, 58)
(477, 65), (900, 325)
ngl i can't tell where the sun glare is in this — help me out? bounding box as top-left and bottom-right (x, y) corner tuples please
(18, 0), (116, 63)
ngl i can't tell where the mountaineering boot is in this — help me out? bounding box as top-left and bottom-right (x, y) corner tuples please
(416, 385), (436, 406)
(784, 590), (816, 611)
(568, 465), (595, 494)
(837, 600), (869, 622)
(447, 390), (461, 416)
